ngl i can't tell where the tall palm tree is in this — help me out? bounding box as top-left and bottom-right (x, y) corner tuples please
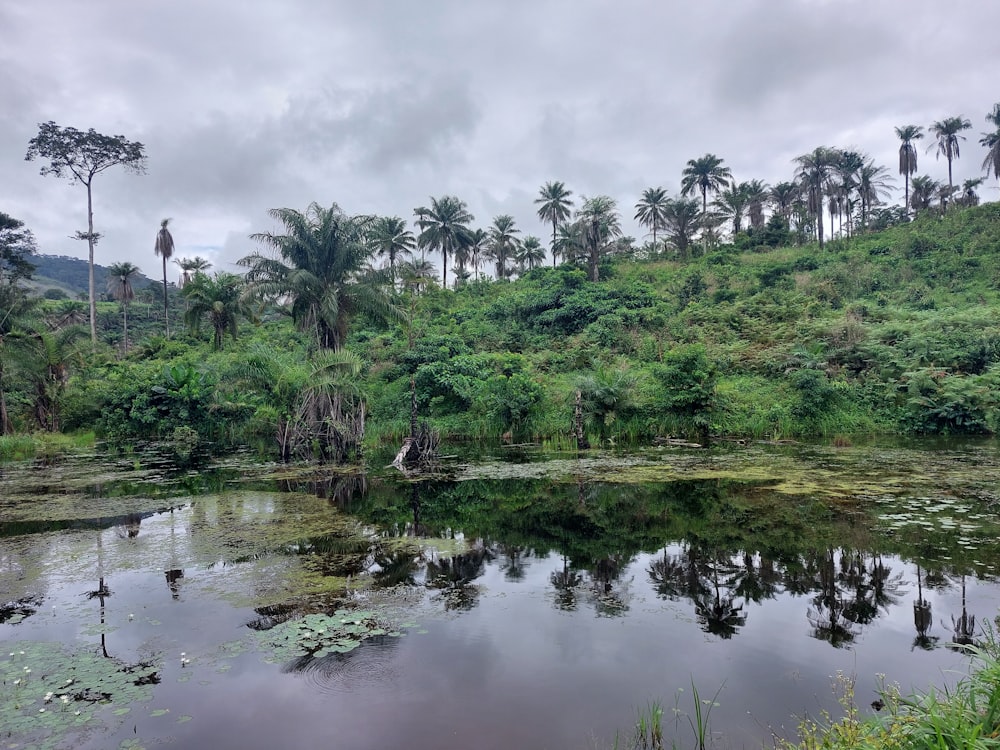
(576, 196), (622, 282)
(418, 195), (474, 288)
(928, 116), (972, 193)
(794, 147), (837, 249)
(895, 125), (923, 213)
(518, 235), (545, 272)
(661, 196), (701, 260)
(744, 179), (769, 230)
(909, 175), (938, 214)
(535, 181), (574, 266)
(680, 154), (732, 251)
(833, 150), (864, 238)
(980, 103), (1000, 184)
(153, 218), (174, 337)
(174, 256), (212, 288)
(486, 214), (521, 280)
(769, 181), (800, 222)
(856, 158), (894, 230)
(412, 206), (433, 262)
(240, 202), (402, 350)
(369, 216), (414, 278)
(468, 228), (488, 282)
(106, 261), (139, 353)
(181, 272), (251, 350)
(634, 187), (668, 248)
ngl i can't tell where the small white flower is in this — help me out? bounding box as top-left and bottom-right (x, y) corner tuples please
(39, 708), (45, 713)
(18, 650), (24, 656)
(74, 710), (81, 716)
(61, 695), (70, 704)
(12, 679), (20, 686)
(24, 668), (31, 675)
(128, 613), (134, 620)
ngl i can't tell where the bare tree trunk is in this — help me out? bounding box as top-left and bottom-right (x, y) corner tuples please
(162, 257), (170, 338)
(574, 390), (589, 450)
(87, 181), (97, 345)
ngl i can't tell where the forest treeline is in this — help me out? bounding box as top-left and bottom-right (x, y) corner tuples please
(4, 104), (1000, 459)
(3, 193), (1000, 460)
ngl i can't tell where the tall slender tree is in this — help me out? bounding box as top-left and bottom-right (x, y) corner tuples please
(369, 216), (414, 278)
(25, 122), (146, 344)
(856, 158), (894, 230)
(769, 182), (800, 222)
(418, 195), (474, 288)
(487, 215), (521, 280)
(794, 147), (837, 249)
(980, 103), (1000, 184)
(634, 187), (669, 248)
(534, 181), (574, 266)
(153, 218), (175, 336)
(680, 154), (732, 252)
(928, 116), (972, 193)
(577, 196), (622, 282)
(518, 236), (545, 272)
(744, 180), (770, 231)
(895, 125), (923, 213)
(106, 261), (140, 353)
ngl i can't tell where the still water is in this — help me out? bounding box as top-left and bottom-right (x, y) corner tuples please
(2, 440), (1000, 749)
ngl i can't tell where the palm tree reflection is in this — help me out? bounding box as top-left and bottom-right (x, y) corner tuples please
(949, 574), (977, 651)
(912, 565), (937, 651)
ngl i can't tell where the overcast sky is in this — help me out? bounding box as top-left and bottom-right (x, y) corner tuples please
(2, 0), (998, 283)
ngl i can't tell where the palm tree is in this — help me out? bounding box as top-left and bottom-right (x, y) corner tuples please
(928, 116), (972, 193)
(412, 206), (433, 261)
(369, 216), (414, 278)
(794, 147), (838, 249)
(744, 179), (769, 231)
(181, 272), (251, 350)
(909, 175), (938, 214)
(240, 202), (402, 350)
(576, 196), (622, 282)
(895, 125), (923, 213)
(661, 197), (701, 260)
(553, 222), (584, 267)
(680, 154), (732, 250)
(397, 258), (438, 295)
(174, 256), (211, 288)
(418, 195), (474, 288)
(106, 261), (139, 353)
(486, 215), (521, 280)
(980, 104), (1000, 184)
(535, 181), (574, 265)
(856, 158), (894, 231)
(468, 228), (488, 282)
(712, 184), (749, 236)
(518, 235), (546, 272)
(958, 177), (984, 207)
(769, 181), (800, 222)
(153, 219), (174, 336)
(634, 187), (668, 248)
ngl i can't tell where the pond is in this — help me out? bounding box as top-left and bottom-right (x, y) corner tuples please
(3, 440), (1000, 749)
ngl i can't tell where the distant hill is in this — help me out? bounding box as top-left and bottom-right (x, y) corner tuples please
(27, 254), (158, 298)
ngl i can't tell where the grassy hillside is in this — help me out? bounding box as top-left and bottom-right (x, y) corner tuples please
(5, 203), (1000, 454)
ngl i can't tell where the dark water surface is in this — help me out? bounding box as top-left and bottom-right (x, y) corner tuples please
(3, 441), (1000, 749)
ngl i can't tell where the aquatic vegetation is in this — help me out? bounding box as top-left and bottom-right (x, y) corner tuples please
(0, 641), (160, 749)
(253, 610), (401, 664)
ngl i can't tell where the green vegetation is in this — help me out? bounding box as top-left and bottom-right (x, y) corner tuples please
(6, 102), (1000, 457)
(1, 202), (1000, 455)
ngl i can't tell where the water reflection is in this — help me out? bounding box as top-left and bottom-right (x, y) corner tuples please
(338, 473), (1000, 649)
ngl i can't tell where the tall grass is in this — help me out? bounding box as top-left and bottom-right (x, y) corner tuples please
(781, 626), (1000, 750)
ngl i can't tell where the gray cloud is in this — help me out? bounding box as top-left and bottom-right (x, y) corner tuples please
(3, 0), (999, 281)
